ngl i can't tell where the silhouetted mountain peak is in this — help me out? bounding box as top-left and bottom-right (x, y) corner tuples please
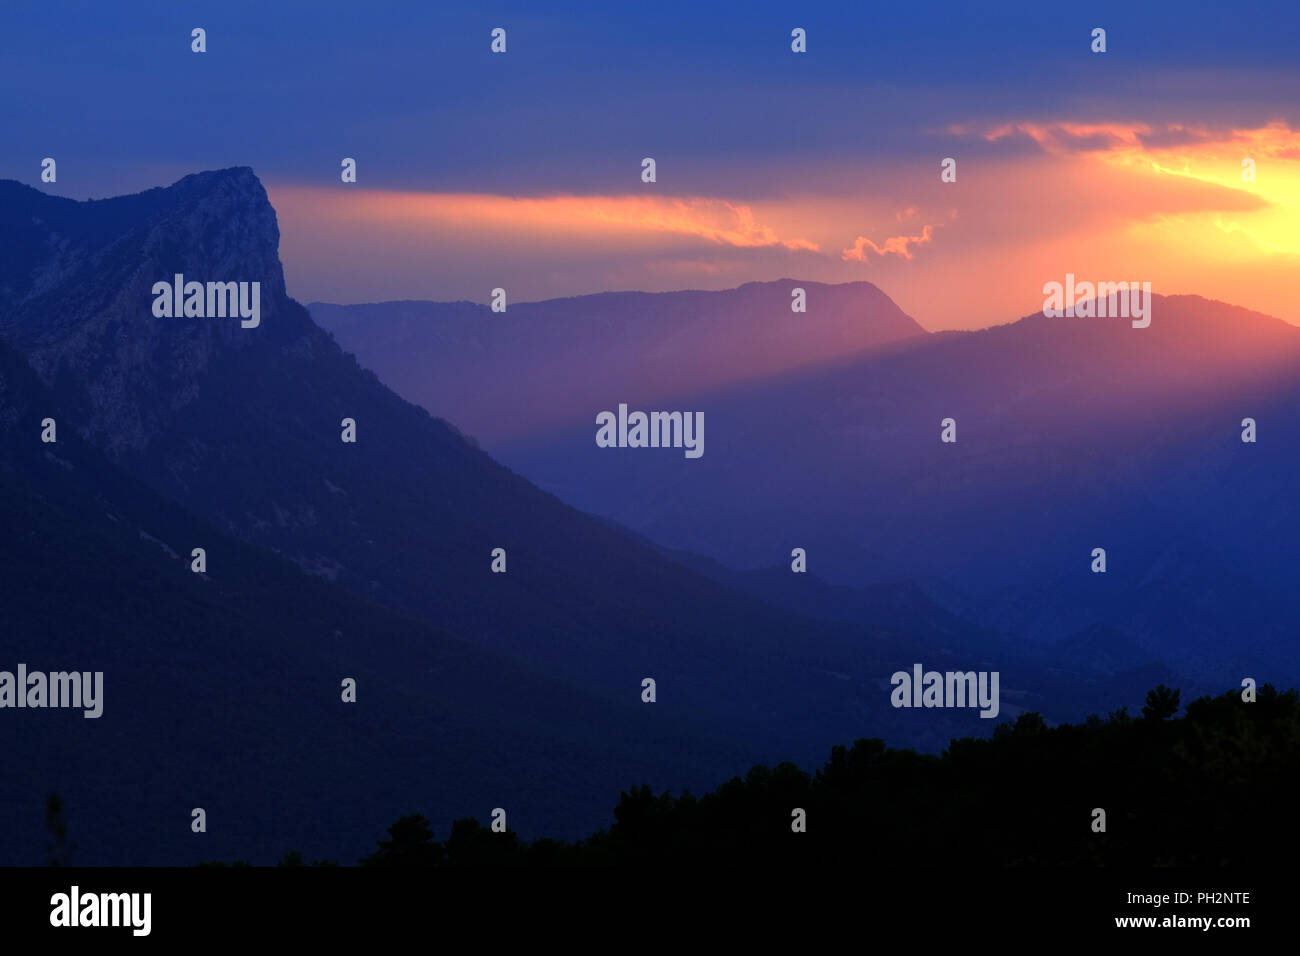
(0, 168), (311, 453)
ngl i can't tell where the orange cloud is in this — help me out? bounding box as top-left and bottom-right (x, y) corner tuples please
(268, 122), (1300, 332)
(841, 223), (938, 261)
(972, 120), (1300, 165)
(978, 121), (1147, 153)
(279, 188), (818, 252)
(955, 120), (1300, 256)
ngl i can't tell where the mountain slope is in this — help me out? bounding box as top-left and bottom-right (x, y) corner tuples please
(493, 295), (1300, 685)
(0, 330), (759, 864)
(308, 279), (926, 442)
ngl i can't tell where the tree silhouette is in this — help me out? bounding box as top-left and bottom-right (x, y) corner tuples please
(443, 817), (525, 866)
(360, 813), (444, 867)
(200, 684), (1300, 869)
(44, 793), (74, 867)
(1142, 684), (1181, 720)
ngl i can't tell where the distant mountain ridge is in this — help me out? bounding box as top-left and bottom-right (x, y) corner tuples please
(309, 279), (926, 441)
(489, 292), (1300, 687)
(312, 268), (1300, 693)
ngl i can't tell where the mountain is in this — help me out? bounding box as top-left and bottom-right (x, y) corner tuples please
(308, 279), (926, 442)
(488, 294), (1300, 687)
(0, 171), (884, 747)
(0, 170), (1037, 863)
(6, 169), (1256, 864)
(0, 326), (762, 865)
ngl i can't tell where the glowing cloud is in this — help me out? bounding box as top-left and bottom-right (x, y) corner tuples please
(281, 189), (819, 252)
(954, 119), (1300, 256)
(269, 120), (1300, 330)
(842, 223), (938, 262)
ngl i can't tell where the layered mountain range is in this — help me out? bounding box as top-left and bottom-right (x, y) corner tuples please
(318, 276), (1300, 692)
(309, 279), (926, 442)
(8, 168), (1281, 864)
(1, 169), (1103, 864)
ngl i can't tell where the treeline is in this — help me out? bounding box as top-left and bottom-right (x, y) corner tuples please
(201, 684), (1300, 867)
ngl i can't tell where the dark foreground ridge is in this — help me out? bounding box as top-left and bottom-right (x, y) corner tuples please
(183, 684), (1298, 868)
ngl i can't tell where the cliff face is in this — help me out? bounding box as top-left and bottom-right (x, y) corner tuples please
(1, 168), (296, 455)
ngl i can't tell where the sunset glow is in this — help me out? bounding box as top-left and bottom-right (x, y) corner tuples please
(269, 119), (1300, 329)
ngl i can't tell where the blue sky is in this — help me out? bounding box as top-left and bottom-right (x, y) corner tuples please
(4, 0), (1296, 195)
(2, 1), (1297, 327)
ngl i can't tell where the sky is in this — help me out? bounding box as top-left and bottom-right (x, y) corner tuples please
(2, 0), (1298, 330)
